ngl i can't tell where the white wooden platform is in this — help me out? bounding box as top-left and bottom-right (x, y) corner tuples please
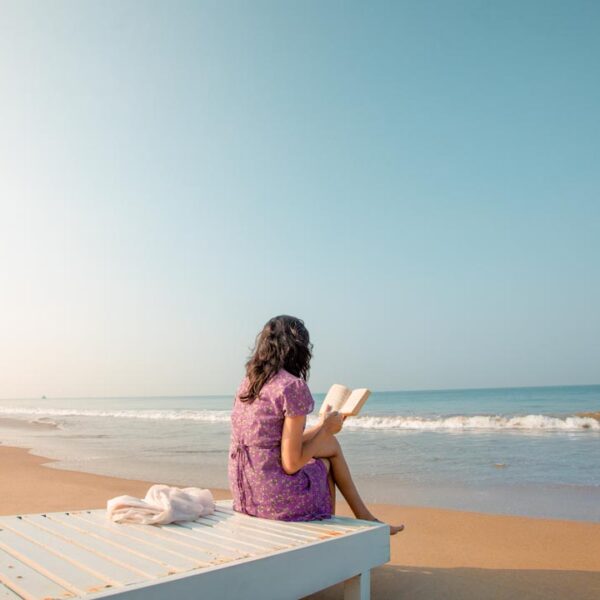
(0, 500), (389, 600)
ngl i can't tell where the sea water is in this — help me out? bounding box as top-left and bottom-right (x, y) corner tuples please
(1, 385), (599, 521)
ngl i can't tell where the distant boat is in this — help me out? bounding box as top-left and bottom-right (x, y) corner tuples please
(41, 395), (47, 399)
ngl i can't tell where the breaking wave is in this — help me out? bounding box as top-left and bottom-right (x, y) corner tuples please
(343, 414), (600, 431)
(1, 407), (599, 431)
(0, 407), (231, 423)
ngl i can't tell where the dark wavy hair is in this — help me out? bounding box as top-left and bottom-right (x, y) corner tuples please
(240, 315), (313, 402)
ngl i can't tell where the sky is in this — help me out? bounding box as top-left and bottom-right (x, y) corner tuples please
(1, 0), (599, 398)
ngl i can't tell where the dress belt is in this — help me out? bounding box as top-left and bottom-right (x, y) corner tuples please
(230, 439), (280, 510)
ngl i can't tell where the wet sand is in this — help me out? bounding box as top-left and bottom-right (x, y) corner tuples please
(0, 417), (60, 430)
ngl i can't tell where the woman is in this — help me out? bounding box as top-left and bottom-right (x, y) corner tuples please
(228, 314), (404, 534)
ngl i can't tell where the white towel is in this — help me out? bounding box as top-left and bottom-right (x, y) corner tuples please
(106, 484), (215, 525)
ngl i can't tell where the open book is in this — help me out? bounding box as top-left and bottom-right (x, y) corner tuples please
(318, 384), (371, 417)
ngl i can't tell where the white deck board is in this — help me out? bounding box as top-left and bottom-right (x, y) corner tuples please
(44, 514), (201, 571)
(204, 512), (319, 542)
(176, 519), (291, 551)
(0, 548), (74, 600)
(0, 583), (22, 599)
(0, 500), (389, 600)
(22, 516), (168, 579)
(0, 527), (108, 594)
(74, 514), (215, 564)
(64, 515), (202, 570)
(0, 518), (145, 586)
(215, 504), (362, 534)
(158, 524), (248, 559)
(193, 514), (308, 546)
(170, 522), (267, 554)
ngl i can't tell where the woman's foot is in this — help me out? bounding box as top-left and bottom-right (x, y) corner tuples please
(358, 513), (405, 535)
(372, 517), (404, 535)
(388, 522), (405, 535)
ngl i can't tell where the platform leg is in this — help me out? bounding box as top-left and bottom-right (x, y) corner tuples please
(344, 569), (370, 600)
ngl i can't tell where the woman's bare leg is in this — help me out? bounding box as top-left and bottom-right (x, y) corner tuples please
(312, 435), (404, 534)
(316, 435), (373, 519)
(319, 458), (336, 513)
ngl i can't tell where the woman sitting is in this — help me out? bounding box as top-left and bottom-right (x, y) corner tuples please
(228, 314), (403, 535)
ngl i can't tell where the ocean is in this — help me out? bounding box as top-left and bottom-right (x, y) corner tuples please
(1, 384), (599, 522)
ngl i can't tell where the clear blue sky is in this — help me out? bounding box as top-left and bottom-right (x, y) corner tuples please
(1, 0), (598, 397)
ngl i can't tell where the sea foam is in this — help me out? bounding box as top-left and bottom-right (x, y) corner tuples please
(1, 407), (598, 431)
(342, 414), (600, 431)
(0, 407), (231, 423)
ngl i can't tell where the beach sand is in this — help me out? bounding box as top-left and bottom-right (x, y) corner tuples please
(1, 444), (599, 599)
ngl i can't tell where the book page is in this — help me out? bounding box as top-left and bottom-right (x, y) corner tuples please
(340, 388), (371, 416)
(319, 384), (351, 415)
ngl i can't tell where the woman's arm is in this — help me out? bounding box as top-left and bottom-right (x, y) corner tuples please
(302, 403), (340, 442)
(302, 420), (323, 443)
(281, 409), (344, 475)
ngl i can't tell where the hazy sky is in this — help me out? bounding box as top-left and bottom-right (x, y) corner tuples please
(1, 1), (599, 398)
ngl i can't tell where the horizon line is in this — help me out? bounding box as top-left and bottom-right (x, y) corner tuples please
(2, 382), (599, 402)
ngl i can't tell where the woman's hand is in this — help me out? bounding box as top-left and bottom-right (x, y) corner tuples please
(282, 407), (345, 474)
(322, 405), (344, 435)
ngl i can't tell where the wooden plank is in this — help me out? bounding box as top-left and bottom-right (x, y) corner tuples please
(176, 520), (289, 552)
(74, 514), (217, 565)
(159, 522), (268, 555)
(204, 513), (320, 542)
(81, 511), (265, 556)
(330, 516), (379, 528)
(215, 505), (359, 534)
(0, 548), (74, 600)
(191, 515), (301, 548)
(80, 510), (285, 555)
(63, 515), (199, 571)
(0, 582), (23, 599)
(0, 528), (109, 595)
(152, 524), (248, 559)
(73, 512), (246, 561)
(23, 516), (166, 579)
(86, 523), (390, 600)
(129, 517), (283, 558)
(200, 513), (317, 543)
(211, 509), (350, 540)
(0, 518), (145, 586)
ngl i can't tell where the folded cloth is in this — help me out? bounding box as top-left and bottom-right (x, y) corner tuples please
(106, 484), (215, 525)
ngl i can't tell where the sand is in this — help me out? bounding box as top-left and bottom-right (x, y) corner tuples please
(578, 411), (600, 421)
(1, 444), (599, 599)
(0, 417), (60, 430)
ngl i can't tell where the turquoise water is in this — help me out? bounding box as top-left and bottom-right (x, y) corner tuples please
(1, 385), (599, 521)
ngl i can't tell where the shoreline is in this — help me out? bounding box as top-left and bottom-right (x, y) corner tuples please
(2, 445), (600, 598)
(1, 414), (599, 524)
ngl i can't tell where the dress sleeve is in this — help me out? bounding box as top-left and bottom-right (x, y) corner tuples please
(282, 378), (315, 417)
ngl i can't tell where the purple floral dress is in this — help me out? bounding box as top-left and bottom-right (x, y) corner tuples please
(228, 369), (332, 521)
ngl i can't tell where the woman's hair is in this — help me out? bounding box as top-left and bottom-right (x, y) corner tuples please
(240, 315), (313, 402)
